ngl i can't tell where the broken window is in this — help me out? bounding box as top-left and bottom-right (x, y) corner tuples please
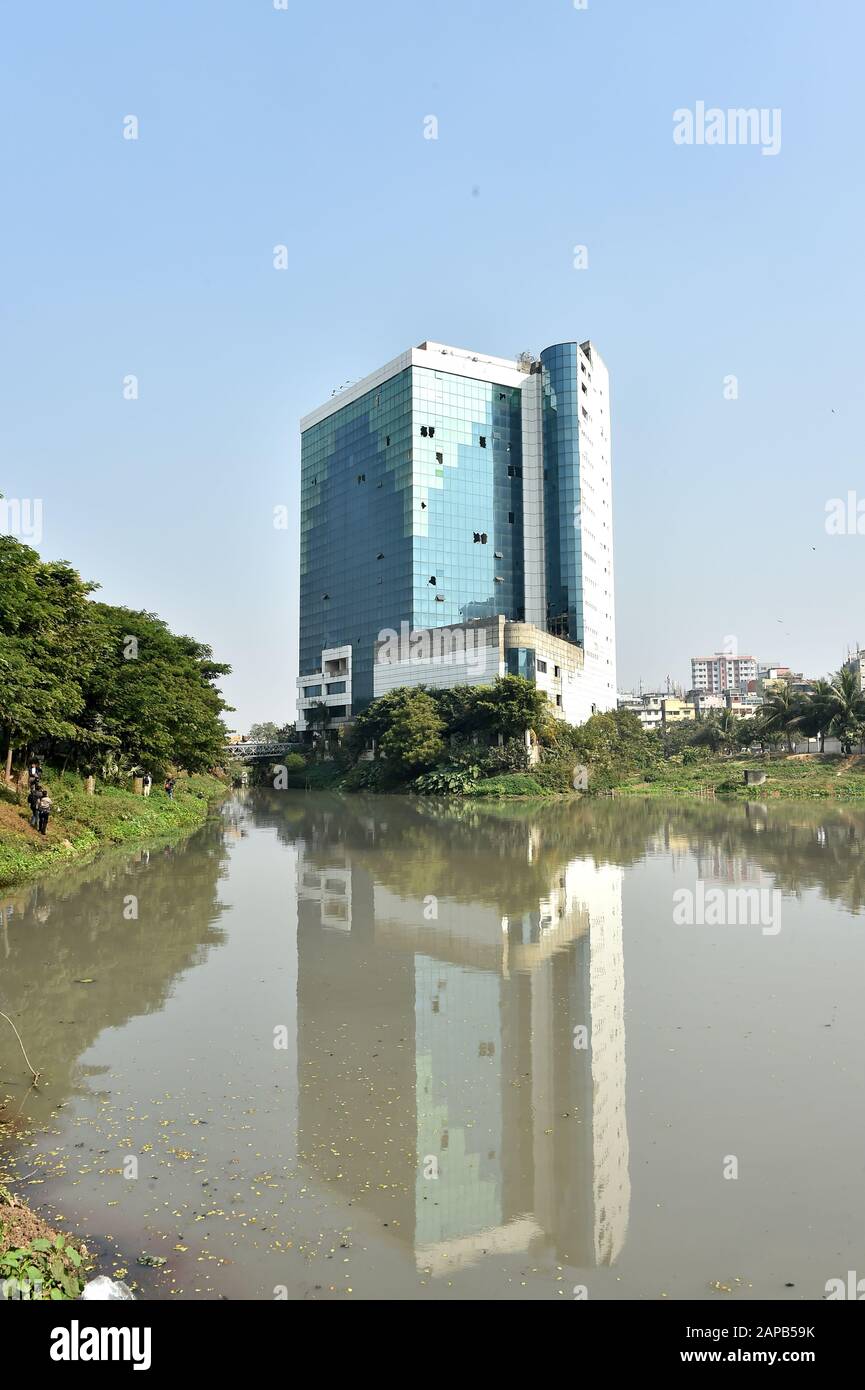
(420, 425), (428, 437)
(434, 594), (445, 602)
(479, 435), (486, 448)
(428, 575), (437, 585)
(357, 473), (366, 483)
(508, 512), (514, 524)
(435, 451), (443, 464)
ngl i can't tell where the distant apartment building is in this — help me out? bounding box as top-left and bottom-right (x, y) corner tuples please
(620, 690), (756, 730)
(756, 665), (813, 698)
(693, 693), (758, 720)
(297, 339), (616, 731)
(618, 693), (697, 731)
(691, 653), (757, 696)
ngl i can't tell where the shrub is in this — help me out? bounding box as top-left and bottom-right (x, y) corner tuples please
(531, 759), (573, 792)
(484, 738), (531, 774)
(414, 765), (482, 795)
(340, 761), (386, 792)
(470, 773), (548, 797)
(0, 1228), (87, 1301)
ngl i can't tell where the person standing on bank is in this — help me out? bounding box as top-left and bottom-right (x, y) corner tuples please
(28, 780), (42, 827)
(142, 772), (153, 797)
(164, 777), (175, 800)
(36, 788), (52, 835)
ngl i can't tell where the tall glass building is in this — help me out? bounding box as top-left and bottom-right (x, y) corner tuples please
(297, 341), (615, 727)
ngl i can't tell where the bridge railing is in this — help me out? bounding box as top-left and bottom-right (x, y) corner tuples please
(222, 741), (304, 761)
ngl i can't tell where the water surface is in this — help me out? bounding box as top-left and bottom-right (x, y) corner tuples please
(1, 792), (863, 1300)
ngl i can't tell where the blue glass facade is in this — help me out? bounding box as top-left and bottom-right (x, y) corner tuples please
(506, 647), (536, 681)
(410, 368), (524, 634)
(540, 343), (584, 646)
(300, 367), (414, 714)
(300, 365), (525, 712)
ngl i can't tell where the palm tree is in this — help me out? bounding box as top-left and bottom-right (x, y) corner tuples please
(715, 708), (742, 756)
(758, 683), (801, 753)
(827, 667), (865, 754)
(795, 679), (834, 752)
(693, 710), (739, 756)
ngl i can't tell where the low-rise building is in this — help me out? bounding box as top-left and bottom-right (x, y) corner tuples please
(618, 693), (696, 731)
(372, 616), (603, 725)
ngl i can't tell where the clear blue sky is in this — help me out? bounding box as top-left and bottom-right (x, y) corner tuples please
(2, 0), (862, 728)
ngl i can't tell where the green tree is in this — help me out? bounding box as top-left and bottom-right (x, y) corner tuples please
(77, 604), (231, 774)
(248, 722), (281, 742)
(827, 667), (865, 754)
(0, 537), (97, 777)
(758, 683), (801, 753)
(378, 689), (445, 779)
(468, 676), (550, 741)
(794, 679), (835, 752)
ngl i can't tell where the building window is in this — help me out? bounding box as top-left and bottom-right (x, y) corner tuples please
(554, 665), (561, 677)
(327, 681), (346, 695)
(536, 659), (547, 673)
(303, 684), (322, 698)
(508, 511), (514, 523)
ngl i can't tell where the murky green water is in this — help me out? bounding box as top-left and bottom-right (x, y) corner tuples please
(1, 792), (863, 1300)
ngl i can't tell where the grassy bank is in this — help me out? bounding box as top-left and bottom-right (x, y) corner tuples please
(0, 771), (228, 888)
(268, 753), (865, 803)
(0, 1178), (92, 1299)
(608, 753), (865, 800)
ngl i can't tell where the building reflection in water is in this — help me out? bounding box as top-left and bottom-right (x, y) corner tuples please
(295, 813), (629, 1277)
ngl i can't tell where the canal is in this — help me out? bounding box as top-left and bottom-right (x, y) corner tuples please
(1, 792), (863, 1300)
